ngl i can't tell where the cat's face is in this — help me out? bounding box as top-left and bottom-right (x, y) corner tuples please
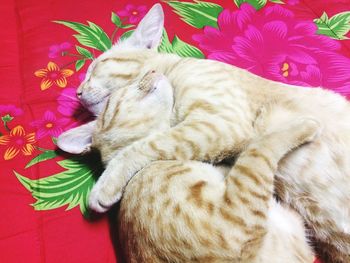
(76, 4), (164, 116)
(57, 70), (174, 158)
(97, 70), (174, 135)
(91, 70), (174, 162)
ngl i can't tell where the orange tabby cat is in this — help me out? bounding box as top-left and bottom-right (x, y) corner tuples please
(59, 4), (350, 262)
(59, 71), (316, 262)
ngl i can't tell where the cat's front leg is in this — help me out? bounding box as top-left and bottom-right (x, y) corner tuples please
(89, 131), (171, 212)
(88, 145), (151, 213)
(89, 118), (249, 212)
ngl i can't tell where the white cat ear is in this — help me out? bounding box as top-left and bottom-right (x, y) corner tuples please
(122, 4), (164, 49)
(57, 121), (96, 154)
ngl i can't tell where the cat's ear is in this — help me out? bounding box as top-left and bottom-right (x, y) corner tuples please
(57, 120), (96, 154)
(122, 4), (164, 49)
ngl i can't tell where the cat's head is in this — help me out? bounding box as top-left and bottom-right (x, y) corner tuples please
(57, 71), (174, 163)
(76, 4), (165, 116)
(92, 70), (174, 162)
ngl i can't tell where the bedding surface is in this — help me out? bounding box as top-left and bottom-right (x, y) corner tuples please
(1, 0), (350, 262)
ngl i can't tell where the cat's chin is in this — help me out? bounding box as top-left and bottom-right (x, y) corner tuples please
(81, 94), (109, 116)
(84, 99), (108, 116)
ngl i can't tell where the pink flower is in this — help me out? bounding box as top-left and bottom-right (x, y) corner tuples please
(117, 4), (147, 24)
(0, 104), (23, 117)
(48, 42), (72, 58)
(31, 111), (69, 139)
(288, 0), (300, 5)
(193, 4), (350, 98)
(56, 88), (91, 124)
(78, 72), (86, 83)
(57, 88), (81, 117)
(57, 88), (85, 117)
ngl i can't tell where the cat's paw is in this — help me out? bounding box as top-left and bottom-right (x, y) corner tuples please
(294, 117), (322, 144)
(88, 178), (123, 213)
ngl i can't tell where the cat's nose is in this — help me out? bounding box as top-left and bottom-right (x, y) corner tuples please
(76, 90), (82, 98)
(76, 86), (83, 98)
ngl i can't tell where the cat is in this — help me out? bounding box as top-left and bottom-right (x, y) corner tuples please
(58, 4), (350, 262)
(59, 71), (317, 262)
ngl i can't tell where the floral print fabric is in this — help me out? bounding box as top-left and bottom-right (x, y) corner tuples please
(0, 0), (349, 262)
(193, 4), (350, 94)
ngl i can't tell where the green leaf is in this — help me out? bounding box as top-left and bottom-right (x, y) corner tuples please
(158, 30), (173, 54)
(75, 59), (86, 71)
(120, 24), (134, 29)
(314, 11), (350, 40)
(2, 114), (13, 132)
(25, 150), (59, 169)
(269, 0), (284, 3)
(234, 0), (244, 7)
(52, 137), (57, 145)
(111, 12), (134, 29)
(234, 0), (267, 10)
(76, 46), (93, 59)
(111, 12), (122, 27)
(120, 30), (134, 41)
(87, 21), (112, 47)
(54, 20), (112, 51)
(16, 155), (101, 217)
(2, 114), (13, 122)
(159, 30), (204, 59)
(167, 0), (223, 29)
(172, 36), (204, 58)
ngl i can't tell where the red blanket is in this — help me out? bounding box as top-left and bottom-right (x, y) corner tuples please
(1, 0), (349, 262)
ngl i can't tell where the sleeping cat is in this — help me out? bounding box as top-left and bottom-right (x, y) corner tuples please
(58, 4), (350, 262)
(59, 71), (316, 262)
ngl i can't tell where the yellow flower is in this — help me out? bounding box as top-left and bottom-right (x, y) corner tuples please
(0, 125), (36, 160)
(34, 62), (74, 90)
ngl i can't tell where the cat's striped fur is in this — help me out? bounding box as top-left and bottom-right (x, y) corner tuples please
(118, 129), (317, 263)
(58, 72), (317, 262)
(96, 72), (317, 262)
(59, 4), (350, 262)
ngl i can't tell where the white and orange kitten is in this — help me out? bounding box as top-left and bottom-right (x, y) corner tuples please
(58, 4), (350, 262)
(60, 71), (316, 262)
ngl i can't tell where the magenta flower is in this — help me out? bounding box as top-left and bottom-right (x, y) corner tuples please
(57, 88), (82, 117)
(78, 72), (86, 83)
(31, 110), (69, 139)
(288, 0), (300, 5)
(48, 42), (72, 58)
(117, 4), (147, 24)
(193, 4), (350, 98)
(56, 88), (91, 126)
(0, 104), (23, 117)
